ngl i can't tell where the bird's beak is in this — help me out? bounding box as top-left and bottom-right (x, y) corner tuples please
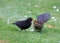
(33, 18), (36, 21)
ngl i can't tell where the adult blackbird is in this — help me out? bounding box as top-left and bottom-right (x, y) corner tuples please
(12, 17), (33, 30)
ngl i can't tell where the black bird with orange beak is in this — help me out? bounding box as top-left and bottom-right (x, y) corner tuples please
(12, 17), (33, 30)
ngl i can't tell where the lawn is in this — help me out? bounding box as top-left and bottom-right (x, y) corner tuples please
(0, 0), (60, 43)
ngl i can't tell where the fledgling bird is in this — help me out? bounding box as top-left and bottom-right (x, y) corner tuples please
(34, 20), (43, 32)
(34, 13), (51, 32)
(12, 17), (33, 30)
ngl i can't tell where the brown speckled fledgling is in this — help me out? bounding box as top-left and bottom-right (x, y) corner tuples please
(33, 13), (51, 32)
(34, 20), (43, 32)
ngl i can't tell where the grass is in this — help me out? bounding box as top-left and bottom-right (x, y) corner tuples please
(0, 0), (60, 43)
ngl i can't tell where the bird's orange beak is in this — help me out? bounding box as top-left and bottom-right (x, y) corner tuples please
(33, 18), (36, 21)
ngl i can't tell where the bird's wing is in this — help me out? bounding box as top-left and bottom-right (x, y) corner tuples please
(37, 13), (51, 24)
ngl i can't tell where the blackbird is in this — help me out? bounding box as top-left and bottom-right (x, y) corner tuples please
(34, 13), (51, 32)
(12, 17), (33, 30)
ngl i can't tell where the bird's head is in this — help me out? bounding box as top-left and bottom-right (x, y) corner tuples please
(34, 20), (38, 25)
(33, 20), (43, 27)
(26, 17), (33, 21)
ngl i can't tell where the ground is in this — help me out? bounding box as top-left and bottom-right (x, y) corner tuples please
(0, 0), (60, 43)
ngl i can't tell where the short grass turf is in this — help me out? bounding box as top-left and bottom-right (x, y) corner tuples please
(0, 0), (60, 43)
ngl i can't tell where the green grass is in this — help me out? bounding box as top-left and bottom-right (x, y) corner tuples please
(0, 0), (60, 43)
